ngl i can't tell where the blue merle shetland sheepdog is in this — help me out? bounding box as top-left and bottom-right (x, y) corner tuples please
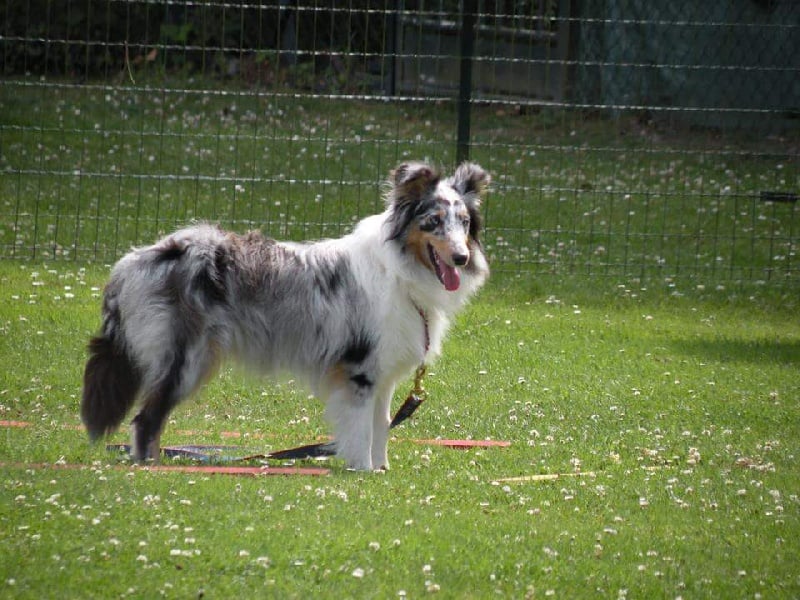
(81, 161), (490, 471)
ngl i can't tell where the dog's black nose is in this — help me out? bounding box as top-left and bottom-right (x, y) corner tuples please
(452, 253), (469, 266)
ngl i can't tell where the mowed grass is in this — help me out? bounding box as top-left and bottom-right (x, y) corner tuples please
(1, 261), (798, 598)
(1, 76), (798, 597)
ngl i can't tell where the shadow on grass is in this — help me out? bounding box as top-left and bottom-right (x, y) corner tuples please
(672, 338), (800, 366)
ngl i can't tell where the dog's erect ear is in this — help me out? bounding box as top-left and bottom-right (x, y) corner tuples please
(385, 162), (441, 241)
(450, 162), (491, 205)
(389, 162), (440, 203)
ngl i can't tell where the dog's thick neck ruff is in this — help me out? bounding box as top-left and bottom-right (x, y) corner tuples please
(82, 161), (490, 471)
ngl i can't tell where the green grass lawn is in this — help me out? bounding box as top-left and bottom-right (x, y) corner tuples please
(1, 261), (798, 598)
(1, 73), (798, 597)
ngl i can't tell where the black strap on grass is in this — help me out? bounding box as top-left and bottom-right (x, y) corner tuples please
(268, 441), (337, 460)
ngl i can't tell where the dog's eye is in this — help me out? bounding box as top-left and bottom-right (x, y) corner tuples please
(421, 215), (441, 231)
(461, 216), (470, 229)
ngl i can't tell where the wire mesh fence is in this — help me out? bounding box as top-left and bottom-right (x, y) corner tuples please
(1, 0), (798, 286)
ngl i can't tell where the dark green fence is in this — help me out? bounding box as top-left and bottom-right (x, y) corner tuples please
(1, 1), (798, 286)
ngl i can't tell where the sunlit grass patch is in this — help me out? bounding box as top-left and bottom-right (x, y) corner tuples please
(1, 260), (798, 597)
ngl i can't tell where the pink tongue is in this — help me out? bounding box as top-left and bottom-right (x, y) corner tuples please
(443, 264), (461, 291)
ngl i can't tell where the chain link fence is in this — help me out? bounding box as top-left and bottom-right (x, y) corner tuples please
(1, 0), (798, 286)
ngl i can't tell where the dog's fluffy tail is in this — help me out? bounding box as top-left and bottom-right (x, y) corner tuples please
(81, 287), (141, 441)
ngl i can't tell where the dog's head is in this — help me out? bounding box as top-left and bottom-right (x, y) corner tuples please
(386, 161), (490, 291)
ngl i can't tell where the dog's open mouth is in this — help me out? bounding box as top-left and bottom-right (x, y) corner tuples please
(428, 244), (461, 291)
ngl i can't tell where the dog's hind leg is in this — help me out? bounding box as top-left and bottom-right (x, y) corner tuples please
(130, 341), (219, 461)
(130, 351), (185, 461)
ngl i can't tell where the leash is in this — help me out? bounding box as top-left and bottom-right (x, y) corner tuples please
(390, 363), (427, 428)
(268, 306), (431, 461)
(388, 304), (430, 428)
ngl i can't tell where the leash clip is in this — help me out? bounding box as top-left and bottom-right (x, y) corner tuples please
(412, 363), (428, 398)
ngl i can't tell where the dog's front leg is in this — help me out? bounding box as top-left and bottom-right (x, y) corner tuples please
(371, 384), (395, 471)
(325, 384), (376, 471)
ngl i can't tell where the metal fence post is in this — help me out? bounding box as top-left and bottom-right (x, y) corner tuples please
(456, 0), (477, 164)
